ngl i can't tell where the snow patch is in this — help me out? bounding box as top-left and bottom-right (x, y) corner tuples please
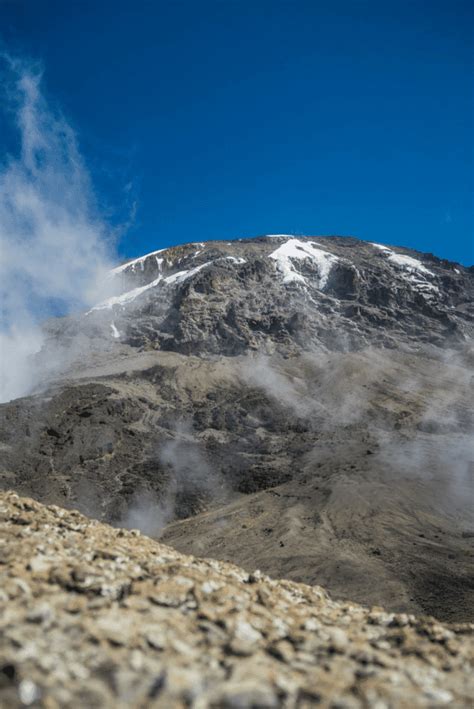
(371, 243), (438, 296)
(371, 243), (431, 274)
(91, 262), (213, 311)
(92, 275), (164, 310)
(110, 322), (120, 339)
(110, 248), (167, 275)
(221, 256), (246, 264)
(269, 239), (338, 288)
(163, 262), (211, 285)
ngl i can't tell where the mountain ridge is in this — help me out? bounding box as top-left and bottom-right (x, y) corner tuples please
(39, 234), (473, 364)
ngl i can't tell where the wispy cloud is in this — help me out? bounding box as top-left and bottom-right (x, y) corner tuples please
(0, 55), (115, 401)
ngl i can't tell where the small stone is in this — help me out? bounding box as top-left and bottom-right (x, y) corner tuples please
(327, 628), (349, 653)
(26, 602), (53, 625)
(149, 577), (194, 607)
(208, 681), (279, 708)
(267, 639), (295, 662)
(18, 680), (40, 705)
(144, 627), (167, 650)
(28, 555), (51, 574)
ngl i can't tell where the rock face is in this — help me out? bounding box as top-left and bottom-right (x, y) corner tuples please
(0, 235), (473, 622)
(1, 491), (473, 708)
(55, 235), (474, 354)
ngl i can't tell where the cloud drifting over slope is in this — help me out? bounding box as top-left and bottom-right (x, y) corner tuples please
(0, 56), (114, 401)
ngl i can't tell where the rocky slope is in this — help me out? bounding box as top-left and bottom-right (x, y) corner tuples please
(48, 235), (474, 355)
(1, 491), (473, 708)
(0, 235), (473, 622)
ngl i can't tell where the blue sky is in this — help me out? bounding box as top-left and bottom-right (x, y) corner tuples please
(1, 0), (473, 265)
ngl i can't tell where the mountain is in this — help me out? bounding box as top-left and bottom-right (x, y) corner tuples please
(49, 234), (474, 354)
(1, 490), (473, 708)
(0, 235), (473, 622)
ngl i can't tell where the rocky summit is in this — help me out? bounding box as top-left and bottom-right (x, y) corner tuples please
(1, 490), (473, 708)
(0, 235), (473, 631)
(50, 235), (474, 354)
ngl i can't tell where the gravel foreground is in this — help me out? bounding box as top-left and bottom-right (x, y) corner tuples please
(0, 491), (472, 708)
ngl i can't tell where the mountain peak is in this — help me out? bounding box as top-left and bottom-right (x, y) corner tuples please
(77, 235), (472, 356)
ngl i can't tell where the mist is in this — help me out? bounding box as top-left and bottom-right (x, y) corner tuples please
(242, 344), (474, 509)
(121, 420), (229, 536)
(0, 56), (115, 402)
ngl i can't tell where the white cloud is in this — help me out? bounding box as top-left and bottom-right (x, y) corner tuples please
(0, 56), (115, 401)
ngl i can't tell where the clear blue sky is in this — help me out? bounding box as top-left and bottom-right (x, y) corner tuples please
(1, 0), (473, 265)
